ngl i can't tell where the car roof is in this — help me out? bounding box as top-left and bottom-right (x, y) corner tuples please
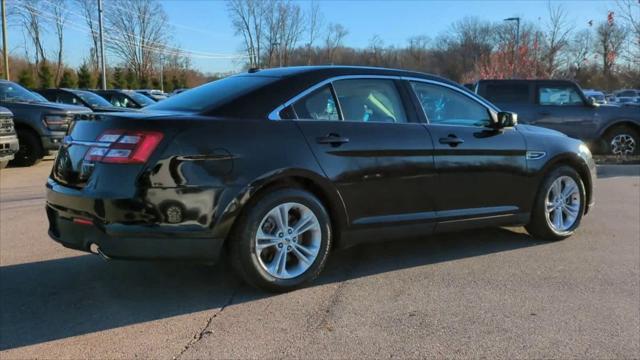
(244, 65), (457, 85)
(208, 66), (470, 118)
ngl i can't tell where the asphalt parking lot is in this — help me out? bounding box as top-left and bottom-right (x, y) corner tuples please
(1, 160), (639, 359)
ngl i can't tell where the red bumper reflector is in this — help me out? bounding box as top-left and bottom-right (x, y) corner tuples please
(73, 218), (93, 226)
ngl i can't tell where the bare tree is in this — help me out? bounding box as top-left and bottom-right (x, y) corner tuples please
(11, 0), (47, 69)
(75, 0), (101, 73)
(616, 0), (640, 65)
(305, 0), (323, 64)
(543, 2), (573, 76)
(50, 0), (68, 85)
(596, 16), (628, 76)
(228, 0), (266, 68)
(105, 0), (170, 82)
(325, 23), (348, 64)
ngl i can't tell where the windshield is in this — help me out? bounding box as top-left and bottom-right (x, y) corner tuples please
(73, 90), (112, 107)
(145, 75), (277, 113)
(0, 82), (45, 102)
(125, 91), (156, 106)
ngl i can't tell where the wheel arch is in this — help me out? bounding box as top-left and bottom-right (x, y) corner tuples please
(538, 153), (593, 215)
(599, 119), (640, 138)
(215, 168), (349, 250)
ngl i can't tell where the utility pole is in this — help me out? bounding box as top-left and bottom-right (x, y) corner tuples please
(159, 55), (164, 92)
(1, 0), (9, 80)
(98, 0), (107, 89)
(504, 17), (520, 78)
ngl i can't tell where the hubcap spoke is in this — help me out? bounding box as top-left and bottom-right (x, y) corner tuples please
(256, 230), (280, 252)
(293, 215), (316, 236)
(292, 245), (312, 266)
(269, 248), (288, 277)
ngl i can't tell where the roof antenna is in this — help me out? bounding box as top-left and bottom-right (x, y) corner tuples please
(248, 67), (261, 73)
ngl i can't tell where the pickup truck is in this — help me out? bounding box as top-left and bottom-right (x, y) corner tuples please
(475, 79), (640, 155)
(0, 80), (91, 166)
(0, 106), (19, 169)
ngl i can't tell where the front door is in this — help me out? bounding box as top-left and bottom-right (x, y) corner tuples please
(290, 79), (438, 229)
(409, 81), (529, 225)
(534, 83), (598, 139)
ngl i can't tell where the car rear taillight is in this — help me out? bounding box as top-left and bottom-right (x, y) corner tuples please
(84, 130), (163, 164)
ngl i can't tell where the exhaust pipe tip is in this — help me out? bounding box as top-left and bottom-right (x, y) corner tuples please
(89, 243), (111, 261)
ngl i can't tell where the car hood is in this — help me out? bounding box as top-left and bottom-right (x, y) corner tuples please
(516, 124), (567, 138)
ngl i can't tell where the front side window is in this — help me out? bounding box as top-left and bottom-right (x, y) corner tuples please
(332, 79), (407, 123)
(292, 85), (339, 121)
(411, 82), (490, 126)
(538, 86), (583, 106)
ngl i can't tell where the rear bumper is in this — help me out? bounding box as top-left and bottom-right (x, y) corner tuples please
(46, 179), (228, 261)
(47, 206), (223, 260)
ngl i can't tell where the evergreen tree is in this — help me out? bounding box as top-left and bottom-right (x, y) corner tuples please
(59, 70), (77, 88)
(111, 67), (126, 89)
(125, 70), (138, 89)
(151, 78), (160, 89)
(77, 64), (93, 89)
(171, 75), (180, 91)
(38, 61), (54, 89)
(17, 68), (36, 88)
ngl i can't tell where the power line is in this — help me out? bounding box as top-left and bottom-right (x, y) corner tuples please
(35, 0), (246, 58)
(24, 4), (247, 60)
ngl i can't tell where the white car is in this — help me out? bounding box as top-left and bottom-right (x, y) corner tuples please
(583, 89), (607, 105)
(614, 89), (640, 104)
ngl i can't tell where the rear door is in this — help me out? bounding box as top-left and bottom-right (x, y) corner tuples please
(288, 78), (438, 229)
(409, 80), (529, 227)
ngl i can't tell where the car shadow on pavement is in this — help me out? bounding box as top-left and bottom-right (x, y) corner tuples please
(0, 227), (544, 350)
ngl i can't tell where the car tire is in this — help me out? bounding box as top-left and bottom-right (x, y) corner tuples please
(525, 166), (586, 241)
(603, 125), (639, 156)
(230, 188), (332, 292)
(10, 129), (43, 167)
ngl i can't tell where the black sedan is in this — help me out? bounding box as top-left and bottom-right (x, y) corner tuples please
(46, 66), (595, 292)
(36, 88), (132, 112)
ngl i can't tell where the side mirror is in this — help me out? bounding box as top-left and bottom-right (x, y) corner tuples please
(587, 96), (599, 107)
(490, 111), (518, 128)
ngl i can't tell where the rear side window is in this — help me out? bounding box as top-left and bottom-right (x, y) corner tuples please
(483, 83), (529, 103)
(538, 86), (583, 106)
(292, 85), (340, 121)
(333, 79), (407, 123)
(146, 76), (277, 113)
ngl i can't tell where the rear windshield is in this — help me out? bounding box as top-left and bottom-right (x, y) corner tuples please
(145, 75), (277, 113)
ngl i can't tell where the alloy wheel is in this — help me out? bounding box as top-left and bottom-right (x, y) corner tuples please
(254, 202), (322, 279)
(610, 134), (636, 156)
(545, 176), (581, 233)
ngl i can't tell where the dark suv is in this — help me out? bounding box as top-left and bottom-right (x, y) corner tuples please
(91, 89), (156, 109)
(0, 80), (91, 166)
(0, 106), (19, 169)
(475, 79), (640, 155)
(36, 88), (131, 113)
